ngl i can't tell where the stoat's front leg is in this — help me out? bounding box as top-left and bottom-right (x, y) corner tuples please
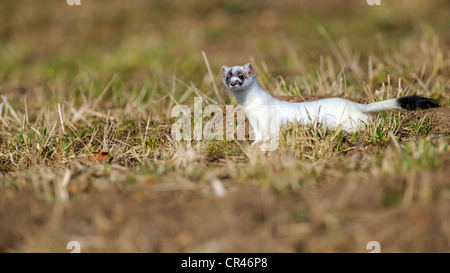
(246, 106), (275, 145)
(247, 114), (264, 144)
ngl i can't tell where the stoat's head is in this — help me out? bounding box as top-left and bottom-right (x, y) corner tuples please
(221, 63), (256, 92)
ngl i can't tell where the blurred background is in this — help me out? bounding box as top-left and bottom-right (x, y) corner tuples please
(1, 0), (448, 95)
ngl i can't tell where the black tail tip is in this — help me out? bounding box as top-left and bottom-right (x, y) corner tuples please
(398, 95), (439, 110)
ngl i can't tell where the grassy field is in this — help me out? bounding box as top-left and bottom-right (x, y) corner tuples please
(0, 0), (449, 252)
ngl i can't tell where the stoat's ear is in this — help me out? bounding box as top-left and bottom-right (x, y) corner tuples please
(221, 66), (230, 79)
(244, 63), (255, 77)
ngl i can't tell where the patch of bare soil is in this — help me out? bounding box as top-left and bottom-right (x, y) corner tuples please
(1, 161), (449, 253)
(416, 107), (450, 135)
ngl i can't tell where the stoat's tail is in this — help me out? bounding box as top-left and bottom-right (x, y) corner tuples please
(359, 95), (439, 113)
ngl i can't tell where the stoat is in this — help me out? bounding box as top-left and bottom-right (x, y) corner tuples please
(221, 63), (439, 143)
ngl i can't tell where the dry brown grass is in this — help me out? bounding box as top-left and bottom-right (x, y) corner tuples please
(0, 0), (449, 253)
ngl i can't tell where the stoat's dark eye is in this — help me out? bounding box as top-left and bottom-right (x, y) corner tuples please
(226, 76), (230, 81)
(239, 75), (244, 80)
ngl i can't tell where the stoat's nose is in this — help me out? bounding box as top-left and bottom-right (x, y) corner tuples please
(230, 82), (237, 87)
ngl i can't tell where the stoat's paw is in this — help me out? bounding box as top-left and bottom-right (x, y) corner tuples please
(251, 140), (261, 145)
